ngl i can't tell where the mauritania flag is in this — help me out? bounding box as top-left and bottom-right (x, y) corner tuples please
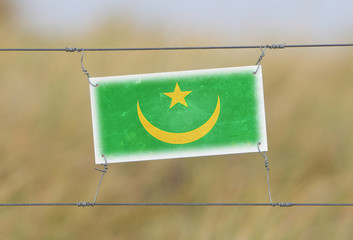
(90, 66), (267, 164)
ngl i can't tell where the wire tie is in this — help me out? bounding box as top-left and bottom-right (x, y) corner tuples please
(65, 47), (82, 52)
(257, 142), (274, 205)
(252, 43), (285, 74)
(80, 48), (98, 87)
(92, 154), (109, 205)
(95, 154), (108, 173)
(266, 43), (286, 49)
(77, 201), (93, 207)
(253, 45), (267, 75)
(273, 202), (293, 207)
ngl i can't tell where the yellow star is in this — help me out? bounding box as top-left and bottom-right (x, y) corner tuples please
(163, 83), (192, 108)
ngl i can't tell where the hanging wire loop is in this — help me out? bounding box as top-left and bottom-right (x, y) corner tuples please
(92, 154), (109, 205)
(252, 44), (286, 75)
(256, 142), (293, 207)
(257, 142), (274, 205)
(253, 46), (267, 75)
(80, 48), (98, 87)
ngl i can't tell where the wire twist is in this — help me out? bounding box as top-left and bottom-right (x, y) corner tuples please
(253, 46), (266, 74)
(92, 154), (108, 205)
(77, 202), (94, 207)
(80, 48), (98, 87)
(252, 44), (286, 74)
(65, 47), (82, 52)
(274, 202), (294, 207)
(266, 44), (286, 49)
(257, 142), (274, 205)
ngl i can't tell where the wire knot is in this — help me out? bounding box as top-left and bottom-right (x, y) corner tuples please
(255, 48), (266, 65)
(92, 154), (109, 205)
(77, 201), (94, 207)
(273, 202), (293, 207)
(253, 46), (266, 74)
(65, 47), (82, 52)
(266, 44), (286, 49)
(264, 159), (270, 170)
(80, 49), (98, 87)
(95, 154), (108, 173)
(253, 43), (285, 74)
(257, 142), (273, 204)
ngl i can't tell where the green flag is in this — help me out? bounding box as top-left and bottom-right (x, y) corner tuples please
(90, 66), (267, 164)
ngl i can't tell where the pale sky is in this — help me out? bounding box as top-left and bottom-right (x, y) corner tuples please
(11, 0), (353, 42)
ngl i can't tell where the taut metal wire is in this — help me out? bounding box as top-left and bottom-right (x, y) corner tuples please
(0, 43), (352, 52)
(1, 202), (353, 207)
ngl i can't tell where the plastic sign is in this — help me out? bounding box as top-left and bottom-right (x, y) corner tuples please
(90, 66), (267, 164)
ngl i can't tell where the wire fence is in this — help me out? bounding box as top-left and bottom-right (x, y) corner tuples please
(1, 42), (353, 207)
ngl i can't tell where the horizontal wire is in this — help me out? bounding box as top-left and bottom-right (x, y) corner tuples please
(1, 202), (353, 207)
(0, 43), (352, 52)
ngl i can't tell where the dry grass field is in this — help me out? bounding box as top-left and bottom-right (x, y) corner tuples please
(1, 8), (353, 239)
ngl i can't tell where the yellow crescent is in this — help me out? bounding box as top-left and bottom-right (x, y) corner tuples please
(137, 96), (220, 144)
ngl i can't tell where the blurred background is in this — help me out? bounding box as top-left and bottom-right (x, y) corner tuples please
(0, 0), (353, 239)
